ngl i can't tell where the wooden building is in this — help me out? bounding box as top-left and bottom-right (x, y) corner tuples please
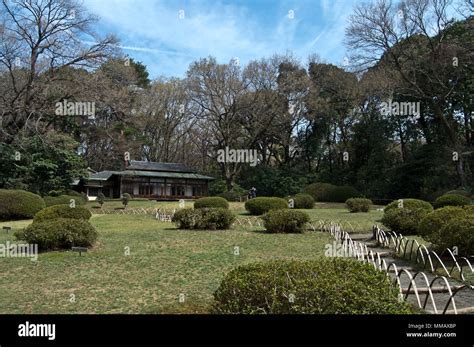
(79, 161), (214, 200)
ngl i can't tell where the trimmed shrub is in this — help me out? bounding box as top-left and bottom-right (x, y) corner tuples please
(381, 198), (433, 235)
(194, 197), (229, 209)
(212, 258), (415, 314)
(15, 218), (98, 250)
(290, 193), (314, 209)
(381, 209), (424, 235)
(200, 208), (235, 230)
(172, 208), (235, 230)
(262, 209), (310, 233)
(44, 195), (86, 207)
(245, 197), (288, 215)
(433, 194), (471, 209)
(0, 189), (45, 220)
(303, 182), (336, 202)
(172, 209), (202, 229)
(437, 217), (474, 256)
(326, 185), (361, 203)
(418, 207), (470, 246)
(303, 183), (360, 203)
(33, 204), (92, 224)
(384, 199), (433, 213)
(345, 198), (372, 213)
(464, 205), (474, 214)
(217, 191), (242, 202)
(445, 189), (472, 198)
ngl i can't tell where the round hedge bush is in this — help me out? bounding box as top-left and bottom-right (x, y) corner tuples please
(217, 191), (242, 202)
(433, 194), (471, 209)
(381, 199), (433, 235)
(303, 183), (336, 202)
(384, 198), (433, 213)
(244, 197), (288, 215)
(445, 189), (471, 198)
(0, 189), (45, 220)
(289, 193), (314, 209)
(194, 197), (229, 209)
(262, 209), (310, 233)
(212, 258), (414, 314)
(43, 195), (86, 207)
(33, 204), (92, 224)
(437, 217), (474, 256)
(14, 218), (98, 250)
(172, 208), (235, 230)
(418, 206), (470, 246)
(345, 198), (372, 213)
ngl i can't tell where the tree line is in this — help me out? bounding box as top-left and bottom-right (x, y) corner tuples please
(0, 0), (472, 200)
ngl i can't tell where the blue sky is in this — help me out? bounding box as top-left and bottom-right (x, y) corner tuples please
(83, 0), (358, 79)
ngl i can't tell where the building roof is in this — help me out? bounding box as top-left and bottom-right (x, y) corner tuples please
(126, 160), (196, 173)
(86, 170), (214, 182)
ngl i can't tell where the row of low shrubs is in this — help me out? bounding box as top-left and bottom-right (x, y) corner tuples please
(178, 197), (313, 233)
(381, 198), (473, 256)
(172, 208), (235, 230)
(0, 189), (89, 221)
(212, 257), (415, 314)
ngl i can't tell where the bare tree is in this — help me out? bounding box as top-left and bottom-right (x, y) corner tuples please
(0, 0), (116, 142)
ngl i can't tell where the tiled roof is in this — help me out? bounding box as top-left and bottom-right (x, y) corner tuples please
(87, 170), (214, 181)
(126, 161), (195, 173)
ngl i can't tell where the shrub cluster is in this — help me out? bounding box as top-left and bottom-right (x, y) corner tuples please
(245, 197), (288, 215)
(437, 218), (474, 256)
(194, 197), (229, 209)
(381, 199), (433, 235)
(0, 189), (45, 220)
(15, 218), (98, 250)
(433, 194), (471, 209)
(345, 198), (372, 213)
(33, 204), (92, 224)
(303, 183), (360, 202)
(262, 209), (310, 233)
(419, 207), (472, 255)
(44, 195), (86, 207)
(172, 208), (235, 230)
(289, 193), (315, 209)
(212, 258), (415, 314)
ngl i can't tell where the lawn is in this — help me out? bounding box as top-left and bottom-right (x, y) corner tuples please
(88, 200), (384, 232)
(0, 214), (333, 314)
(0, 201), (383, 314)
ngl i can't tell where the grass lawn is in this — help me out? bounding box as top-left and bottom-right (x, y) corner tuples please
(0, 214), (333, 314)
(88, 200), (384, 232)
(0, 201), (383, 314)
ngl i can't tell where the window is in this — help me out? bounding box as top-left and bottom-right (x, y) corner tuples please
(139, 184), (152, 196)
(171, 186), (185, 196)
(192, 186), (202, 197)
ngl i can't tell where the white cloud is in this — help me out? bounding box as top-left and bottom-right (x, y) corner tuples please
(82, 0), (356, 77)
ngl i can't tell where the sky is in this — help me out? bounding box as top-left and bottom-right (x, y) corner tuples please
(82, 0), (359, 79)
